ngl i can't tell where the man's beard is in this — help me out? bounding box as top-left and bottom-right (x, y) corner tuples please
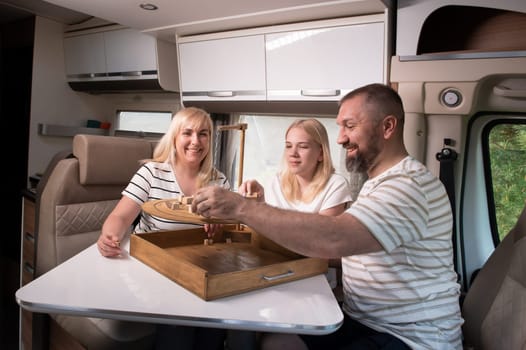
(345, 140), (380, 174)
(346, 152), (369, 173)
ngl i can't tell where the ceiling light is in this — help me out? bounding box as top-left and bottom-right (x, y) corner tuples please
(139, 3), (158, 11)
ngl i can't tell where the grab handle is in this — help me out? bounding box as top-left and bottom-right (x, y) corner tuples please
(493, 85), (526, 99)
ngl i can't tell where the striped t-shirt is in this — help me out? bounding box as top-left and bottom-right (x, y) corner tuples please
(344, 156), (463, 350)
(123, 161), (230, 233)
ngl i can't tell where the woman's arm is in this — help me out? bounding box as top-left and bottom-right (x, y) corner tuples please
(97, 196), (142, 257)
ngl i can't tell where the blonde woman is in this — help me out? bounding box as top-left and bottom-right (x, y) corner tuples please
(97, 106), (229, 350)
(263, 118), (352, 215)
(243, 118), (352, 287)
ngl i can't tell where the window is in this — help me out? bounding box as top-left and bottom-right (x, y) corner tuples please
(485, 121), (526, 241)
(115, 110), (172, 137)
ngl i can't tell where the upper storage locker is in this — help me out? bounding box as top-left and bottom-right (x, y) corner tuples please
(177, 14), (389, 104)
(178, 34), (267, 101)
(396, 0), (526, 59)
(266, 16), (385, 101)
(64, 23), (179, 93)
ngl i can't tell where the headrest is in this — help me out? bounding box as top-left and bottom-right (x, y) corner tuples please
(73, 134), (153, 185)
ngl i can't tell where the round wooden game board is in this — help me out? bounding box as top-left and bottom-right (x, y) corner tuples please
(142, 199), (238, 225)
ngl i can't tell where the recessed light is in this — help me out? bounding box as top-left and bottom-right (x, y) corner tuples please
(139, 3), (158, 11)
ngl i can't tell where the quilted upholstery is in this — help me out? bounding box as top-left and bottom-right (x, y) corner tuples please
(55, 200), (119, 265)
(56, 200), (118, 237)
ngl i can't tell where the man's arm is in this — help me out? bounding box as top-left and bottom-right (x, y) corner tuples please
(193, 186), (382, 258)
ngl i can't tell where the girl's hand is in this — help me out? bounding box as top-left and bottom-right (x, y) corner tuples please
(239, 180), (265, 202)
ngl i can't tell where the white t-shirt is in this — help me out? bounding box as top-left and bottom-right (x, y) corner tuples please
(265, 173), (353, 212)
(344, 156), (463, 350)
(123, 161), (230, 233)
(265, 172), (353, 289)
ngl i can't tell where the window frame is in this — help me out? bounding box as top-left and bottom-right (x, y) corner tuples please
(481, 118), (526, 245)
(114, 109), (173, 138)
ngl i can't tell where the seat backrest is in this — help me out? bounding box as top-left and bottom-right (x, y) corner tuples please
(461, 201), (526, 349)
(35, 134), (154, 277)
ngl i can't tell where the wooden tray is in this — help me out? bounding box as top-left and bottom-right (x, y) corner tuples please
(142, 199), (238, 225)
(130, 226), (328, 300)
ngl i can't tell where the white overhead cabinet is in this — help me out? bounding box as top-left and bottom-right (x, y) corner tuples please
(63, 32), (106, 77)
(178, 35), (267, 101)
(104, 29), (157, 75)
(266, 20), (385, 101)
(63, 26), (179, 92)
(64, 28), (157, 81)
(177, 14), (387, 103)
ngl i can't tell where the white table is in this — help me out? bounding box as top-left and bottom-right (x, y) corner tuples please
(16, 238), (343, 336)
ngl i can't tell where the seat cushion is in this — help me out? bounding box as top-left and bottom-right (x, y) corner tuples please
(462, 204), (526, 349)
(479, 236), (526, 350)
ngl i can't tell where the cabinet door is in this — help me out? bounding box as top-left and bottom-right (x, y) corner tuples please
(178, 35), (266, 101)
(64, 32), (106, 77)
(266, 22), (385, 101)
(104, 29), (158, 74)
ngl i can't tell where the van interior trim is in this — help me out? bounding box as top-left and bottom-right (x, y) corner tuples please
(399, 51), (526, 62)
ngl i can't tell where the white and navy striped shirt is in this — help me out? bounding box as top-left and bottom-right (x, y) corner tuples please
(344, 156), (463, 350)
(123, 161), (230, 233)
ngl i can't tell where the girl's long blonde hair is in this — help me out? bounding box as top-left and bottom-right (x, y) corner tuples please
(280, 119), (335, 203)
(149, 107), (218, 188)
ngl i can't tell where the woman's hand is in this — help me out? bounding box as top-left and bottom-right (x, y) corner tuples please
(97, 196), (140, 257)
(204, 223), (222, 238)
(97, 231), (123, 257)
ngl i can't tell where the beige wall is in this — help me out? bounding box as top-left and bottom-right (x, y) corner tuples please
(28, 16), (112, 178)
(27, 17), (181, 182)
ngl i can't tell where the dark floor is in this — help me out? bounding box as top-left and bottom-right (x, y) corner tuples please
(1, 257), (20, 350)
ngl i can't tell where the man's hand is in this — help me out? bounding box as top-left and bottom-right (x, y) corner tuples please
(192, 186), (243, 220)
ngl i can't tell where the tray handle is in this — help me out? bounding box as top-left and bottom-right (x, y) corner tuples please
(262, 270), (294, 281)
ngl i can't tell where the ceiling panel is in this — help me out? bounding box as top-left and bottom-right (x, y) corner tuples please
(40, 0), (390, 40)
(0, 0), (89, 24)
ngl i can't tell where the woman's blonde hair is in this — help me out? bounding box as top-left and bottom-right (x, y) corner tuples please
(280, 119), (335, 203)
(149, 107), (218, 188)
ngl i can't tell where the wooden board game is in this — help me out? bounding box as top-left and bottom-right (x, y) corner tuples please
(142, 198), (239, 225)
(130, 225), (328, 300)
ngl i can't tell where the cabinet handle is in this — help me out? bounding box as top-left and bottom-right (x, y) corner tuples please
(79, 73), (96, 78)
(24, 232), (35, 244)
(68, 73), (106, 79)
(301, 89), (340, 97)
(23, 262), (35, 275)
(262, 270), (294, 281)
(120, 71), (142, 77)
(207, 91), (235, 98)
